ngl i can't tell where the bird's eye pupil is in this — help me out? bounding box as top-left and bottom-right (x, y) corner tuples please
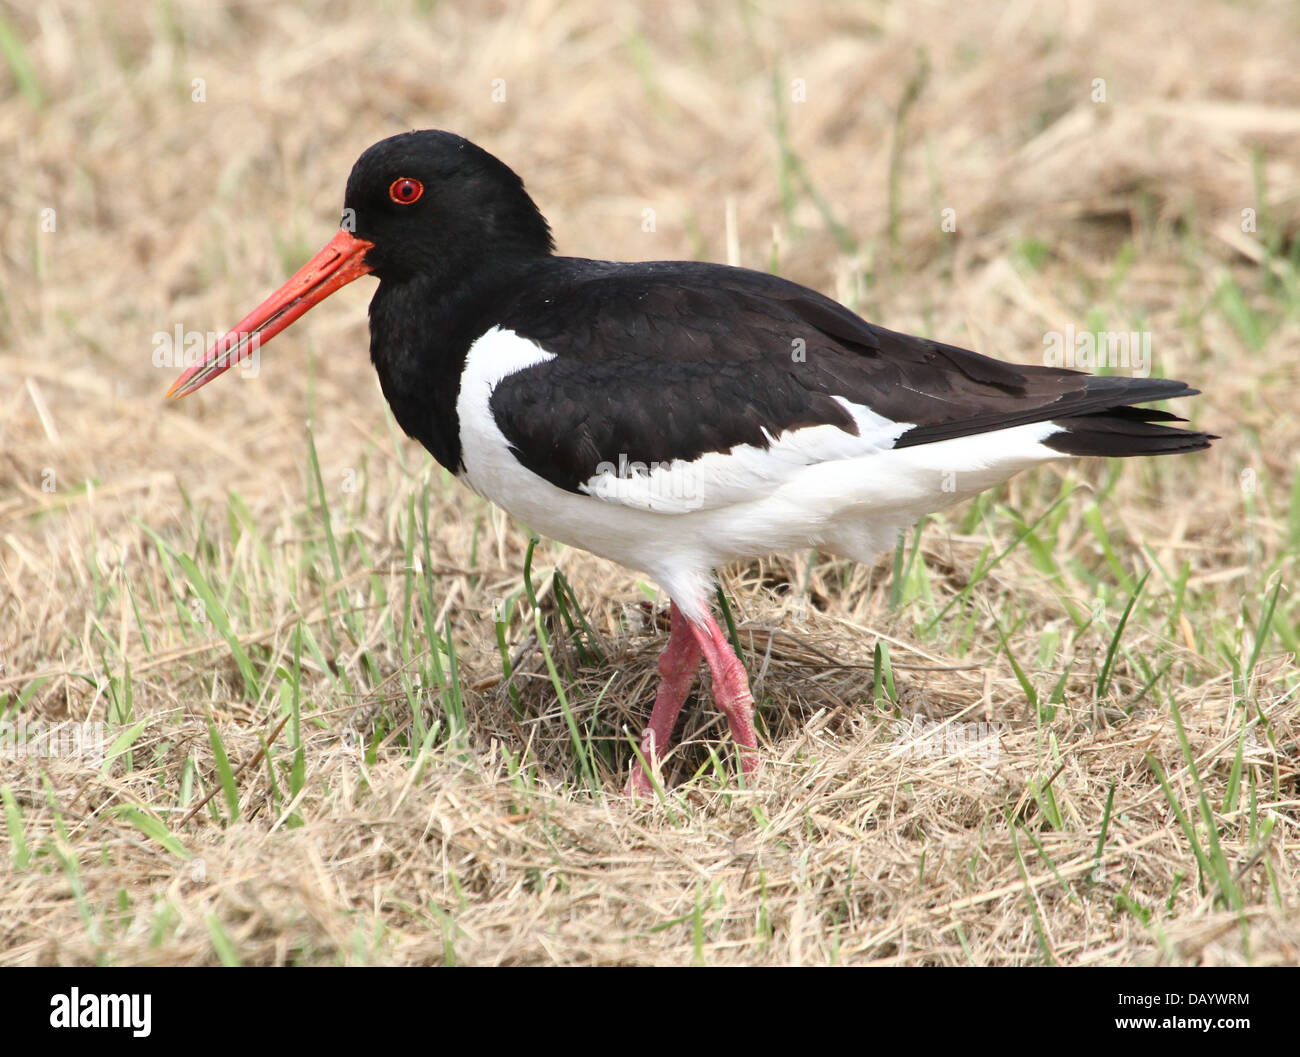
(389, 178), (424, 204)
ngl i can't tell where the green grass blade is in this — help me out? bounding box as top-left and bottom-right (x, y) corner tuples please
(534, 609), (598, 793)
(1, 786), (31, 869)
(176, 554), (260, 700)
(1095, 569), (1150, 699)
(0, 13), (44, 107)
(925, 495), (1069, 632)
(112, 806), (190, 859)
(206, 719), (241, 822)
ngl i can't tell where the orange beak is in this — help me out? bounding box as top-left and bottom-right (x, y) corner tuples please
(166, 228), (375, 399)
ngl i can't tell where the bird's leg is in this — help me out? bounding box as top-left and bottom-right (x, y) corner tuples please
(688, 612), (760, 777)
(625, 603), (702, 797)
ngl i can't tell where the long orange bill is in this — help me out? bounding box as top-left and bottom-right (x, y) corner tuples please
(166, 229), (375, 399)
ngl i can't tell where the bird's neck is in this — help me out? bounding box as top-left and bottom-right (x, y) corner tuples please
(366, 256), (540, 473)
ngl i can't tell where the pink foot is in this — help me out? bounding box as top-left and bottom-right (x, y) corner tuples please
(624, 603), (701, 797)
(689, 611), (761, 779)
(624, 601), (762, 794)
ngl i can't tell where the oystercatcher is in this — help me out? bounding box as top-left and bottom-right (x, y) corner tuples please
(168, 130), (1213, 795)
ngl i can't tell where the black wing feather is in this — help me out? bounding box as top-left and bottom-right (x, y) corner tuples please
(487, 259), (1211, 493)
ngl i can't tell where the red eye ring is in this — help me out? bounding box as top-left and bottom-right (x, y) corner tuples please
(389, 178), (424, 205)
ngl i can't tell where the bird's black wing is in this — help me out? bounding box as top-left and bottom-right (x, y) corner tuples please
(487, 259), (1210, 510)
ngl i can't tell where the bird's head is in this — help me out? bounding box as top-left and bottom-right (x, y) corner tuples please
(167, 130), (551, 399)
(344, 130), (552, 283)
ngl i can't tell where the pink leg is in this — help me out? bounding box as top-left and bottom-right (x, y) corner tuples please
(687, 612), (760, 776)
(625, 603), (702, 796)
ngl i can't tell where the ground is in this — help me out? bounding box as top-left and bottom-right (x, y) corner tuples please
(0, 0), (1297, 965)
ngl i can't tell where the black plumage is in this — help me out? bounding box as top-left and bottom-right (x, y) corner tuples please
(365, 254), (1214, 493)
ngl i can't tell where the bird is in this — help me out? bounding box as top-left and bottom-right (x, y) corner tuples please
(167, 130), (1213, 796)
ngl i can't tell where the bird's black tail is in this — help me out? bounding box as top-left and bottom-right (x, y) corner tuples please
(1043, 378), (1215, 458)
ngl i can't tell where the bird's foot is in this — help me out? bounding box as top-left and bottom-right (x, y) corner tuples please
(623, 763), (655, 799)
(625, 727), (663, 798)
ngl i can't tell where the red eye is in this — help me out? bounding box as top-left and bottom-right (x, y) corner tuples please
(389, 178), (424, 204)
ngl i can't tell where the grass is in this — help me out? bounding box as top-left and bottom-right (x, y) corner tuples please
(0, 0), (1297, 965)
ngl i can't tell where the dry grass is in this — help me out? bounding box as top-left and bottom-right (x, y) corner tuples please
(1, 0), (1298, 965)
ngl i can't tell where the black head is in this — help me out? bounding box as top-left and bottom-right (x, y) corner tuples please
(342, 130), (555, 284)
(167, 130), (553, 401)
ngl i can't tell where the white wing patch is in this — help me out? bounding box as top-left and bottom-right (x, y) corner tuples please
(456, 326), (557, 502)
(579, 396), (913, 513)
